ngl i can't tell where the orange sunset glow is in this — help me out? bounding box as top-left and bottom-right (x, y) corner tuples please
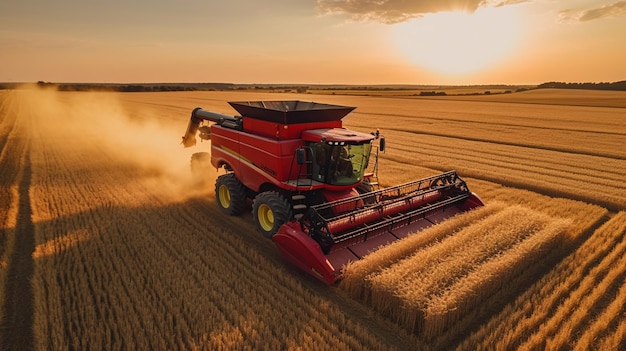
(1, 0), (625, 84)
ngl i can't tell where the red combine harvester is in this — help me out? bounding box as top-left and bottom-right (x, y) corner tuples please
(182, 101), (484, 284)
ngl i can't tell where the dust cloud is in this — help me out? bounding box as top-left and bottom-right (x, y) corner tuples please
(22, 86), (215, 202)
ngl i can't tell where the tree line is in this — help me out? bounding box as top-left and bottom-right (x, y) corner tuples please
(538, 81), (626, 91)
(1, 81), (624, 92)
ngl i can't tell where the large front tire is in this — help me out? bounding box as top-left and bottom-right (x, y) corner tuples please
(252, 191), (292, 238)
(215, 173), (247, 215)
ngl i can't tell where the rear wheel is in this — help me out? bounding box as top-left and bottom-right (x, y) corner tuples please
(215, 173), (247, 215)
(252, 191), (292, 238)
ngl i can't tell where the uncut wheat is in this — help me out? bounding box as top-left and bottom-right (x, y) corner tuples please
(458, 212), (626, 350)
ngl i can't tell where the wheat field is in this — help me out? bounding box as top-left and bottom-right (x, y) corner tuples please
(344, 205), (570, 328)
(0, 87), (624, 350)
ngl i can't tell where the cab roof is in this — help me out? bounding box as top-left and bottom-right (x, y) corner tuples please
(301, 128), (375, 143)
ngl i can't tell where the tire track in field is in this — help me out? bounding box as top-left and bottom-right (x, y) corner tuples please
(179, 197), (423, 350)
(356, 111), (626, 137)
(385, 154), (624, 211)
(0, 93), (18, 162)
(0, 93), (19, 263)
(392, 140), (624, 186)
(381, 127), (626, 160)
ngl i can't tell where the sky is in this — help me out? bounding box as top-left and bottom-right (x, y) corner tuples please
(1, 0), (625, 85)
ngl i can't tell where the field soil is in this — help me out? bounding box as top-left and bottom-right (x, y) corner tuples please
(0, 88), (624, 350)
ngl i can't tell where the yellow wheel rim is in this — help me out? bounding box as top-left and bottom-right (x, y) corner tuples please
(218, 185), (231, 208)
(257, 204), (274, 232)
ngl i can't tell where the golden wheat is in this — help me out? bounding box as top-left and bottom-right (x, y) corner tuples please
(383, 135), (625, 210)
(342, 205), (569, 339)
(458, 212), (626, 350)
(423, 218), (569, 340)
(519, 212), (626, 350)
(572, 277), (626, 351)
(0, 91), (31, 332)
(340, 203), (506, 300)
(338, 91), (626, 210)
(2, 88), (624, 350)
(596, 317), (626, 350)
(16, 89), (399, 351)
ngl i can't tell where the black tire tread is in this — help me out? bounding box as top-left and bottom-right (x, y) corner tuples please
(252, 191), (292, 238)
(215, 173), (247, 216)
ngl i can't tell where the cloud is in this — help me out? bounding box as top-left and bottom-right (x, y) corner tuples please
(579, 1), (626, 21)
(559, 1), (626, 22)
(316, 0), (532, 23)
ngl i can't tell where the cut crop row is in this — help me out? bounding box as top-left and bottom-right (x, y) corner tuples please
(383, 131), (626, 210)
(342, 205), (569, 340)
(342, 97), (626, 159)
(459, 212), (626, 350)
(388, 131), (624, 181)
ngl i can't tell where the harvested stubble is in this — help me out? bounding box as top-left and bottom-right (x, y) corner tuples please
(4, 88), (624, 350)
(342, 204), (569, 339)
(3, 89), (402, 351)
(471, 179), (609, 241)
(0, 91), (31, 336)
(383, 132), (626, 211)
(520, 212), (626, 350)
(573, 275), (626, 351)
(459, 212), (626, 350)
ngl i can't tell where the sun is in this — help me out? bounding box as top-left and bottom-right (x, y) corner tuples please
(392, 6), (524, 76)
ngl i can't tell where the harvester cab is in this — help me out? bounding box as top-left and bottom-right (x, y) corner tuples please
(301, 129), (375, 186)
(181, 100), (484, 284)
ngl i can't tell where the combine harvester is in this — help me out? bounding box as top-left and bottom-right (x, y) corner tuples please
(182, 101), (484, 284)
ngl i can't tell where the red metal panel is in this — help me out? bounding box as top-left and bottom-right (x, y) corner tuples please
(322, 189), (362, 213)
(348, 232), (399, 258)
(243, 118), (342, 140)
(426, 207), (463, 224)
(238, 130), (302, 156)
(390, 218), (433, 239)
(210, 125), (240, 171)
(211, 121), (308, 190)
(273, 222), (338, 285)
(325, 248), (360, 273)
(238, 132), (302, 182)
(460, 193), (486, 210)
(301, 128), (375, 143)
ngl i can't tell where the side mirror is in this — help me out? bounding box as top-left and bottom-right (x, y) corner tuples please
(379, 137), (386, 153)
(296, 148), (306, 165)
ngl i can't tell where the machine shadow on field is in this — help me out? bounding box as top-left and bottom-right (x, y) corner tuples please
(23, 189), (431, 349)
(1, 149), (34, 351)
